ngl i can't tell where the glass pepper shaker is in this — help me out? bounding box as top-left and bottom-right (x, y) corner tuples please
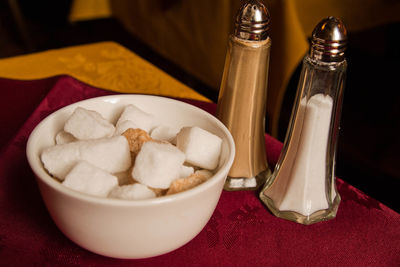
(259, 16), (347, 224)
(216, 0), (272, 191)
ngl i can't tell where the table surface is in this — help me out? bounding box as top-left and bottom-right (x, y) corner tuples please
(0, 42), (399, 266)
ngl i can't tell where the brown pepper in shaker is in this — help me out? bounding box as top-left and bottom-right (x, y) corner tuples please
(216, 0), (272, 191)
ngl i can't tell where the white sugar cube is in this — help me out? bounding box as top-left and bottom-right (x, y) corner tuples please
(114, 120), (139, 136)
(55, 130), (77, 145)
(41, 142), (81, 179)
(180, 165), (194, 178)
(64, 107), (115, 140)
(62, 161), (118, 197)
(108, 184), (156, 200)
(150, 125), (180, 143)
(132, 142), (185, 189)
(176, 126), (222, 170)
(117, 104), (155, 133)
(41, 136), (131, 179)
(79, 136), (131, 174)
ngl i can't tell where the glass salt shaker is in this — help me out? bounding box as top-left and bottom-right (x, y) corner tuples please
(259, 17), (347, 224)
(216, 0), (272, 191)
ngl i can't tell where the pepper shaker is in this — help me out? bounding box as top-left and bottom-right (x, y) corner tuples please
(260, 17), (347, 224)
(216, 0), (272, 191)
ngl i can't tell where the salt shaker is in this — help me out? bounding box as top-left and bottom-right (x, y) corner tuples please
(259, 17), (347, 224)
(216, 0), (271, 191)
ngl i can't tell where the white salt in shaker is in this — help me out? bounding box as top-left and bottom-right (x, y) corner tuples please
(260, 17), (347, 224)
(216, 0), (272, 191)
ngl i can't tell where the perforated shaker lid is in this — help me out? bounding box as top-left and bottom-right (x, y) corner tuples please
(310, 16), (348, 62)
(234, 0), (270, 41)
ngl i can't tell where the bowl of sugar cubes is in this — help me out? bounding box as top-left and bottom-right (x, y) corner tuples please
(26, 94), (235, 259)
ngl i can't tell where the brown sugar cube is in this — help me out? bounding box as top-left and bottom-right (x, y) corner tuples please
(166, 170), (212, 195)
(149, 187), (168, 197)
(122, 128), (153, 154)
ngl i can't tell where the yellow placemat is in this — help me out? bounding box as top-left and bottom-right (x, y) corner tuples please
(0, 41), (210, 102)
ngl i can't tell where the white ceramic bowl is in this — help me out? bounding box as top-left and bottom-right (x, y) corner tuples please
(26, 94), (235, 259)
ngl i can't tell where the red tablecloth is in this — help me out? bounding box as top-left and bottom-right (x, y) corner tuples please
(0, 76), (399, 266)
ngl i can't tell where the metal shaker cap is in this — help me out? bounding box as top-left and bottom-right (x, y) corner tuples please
(234, 0), (270, 41)
(310, 16), (347, 62)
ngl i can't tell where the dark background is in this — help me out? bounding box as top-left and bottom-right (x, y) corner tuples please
(1, 1), (399, 212)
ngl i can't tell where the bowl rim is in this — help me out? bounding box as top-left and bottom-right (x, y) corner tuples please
(26, 94), (235, 207)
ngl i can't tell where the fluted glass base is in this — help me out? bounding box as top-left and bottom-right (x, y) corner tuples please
(224, 168), (271, 191)
(259, 192), (341, 225)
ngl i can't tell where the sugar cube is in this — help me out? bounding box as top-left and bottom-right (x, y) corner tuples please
(108, 183), (156, 200)
(167, 169), (212, 195)
(132, 141), (185, 189)
(176, 126), (222, 170)
(64, 107), (115, 140)
(117, 104), (156, 133)
(62, 161), (118, 197)
(180, 165), (194, 178)
(114, 120), (139, 136)
(79, 136), (131, 174)
(55, 130), (77, 145)
(121, 128), (152, 154)
(41, 136), (131, 179)
(150, 125), (180, 143)
(41, 141), (81, 179)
